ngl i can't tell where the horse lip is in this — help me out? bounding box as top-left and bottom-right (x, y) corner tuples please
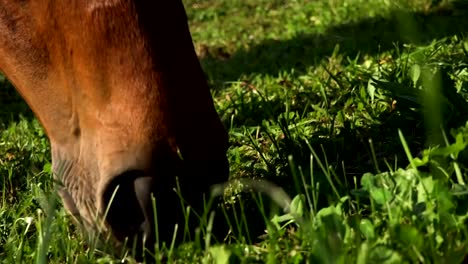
(134, 176), (155, 230)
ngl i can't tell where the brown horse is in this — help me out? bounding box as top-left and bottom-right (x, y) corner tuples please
(0, 0), (229, 253)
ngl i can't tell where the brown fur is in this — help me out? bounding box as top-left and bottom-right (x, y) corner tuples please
(0, 0), (229, 251)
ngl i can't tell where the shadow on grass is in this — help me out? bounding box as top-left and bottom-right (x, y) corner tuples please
(214, 3), (468, 237)
(201, 3), (468, 81)
(206, 2), (468, 180)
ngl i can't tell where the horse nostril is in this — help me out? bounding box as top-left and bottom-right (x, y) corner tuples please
(102, 170), (154, 243)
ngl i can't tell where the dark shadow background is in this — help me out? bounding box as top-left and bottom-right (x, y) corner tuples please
(0, 76), (34, 127)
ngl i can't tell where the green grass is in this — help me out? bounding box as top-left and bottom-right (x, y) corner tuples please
(2, 0), (468, 262)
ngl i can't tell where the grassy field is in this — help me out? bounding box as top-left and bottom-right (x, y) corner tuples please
(2, 0), (468, 262)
